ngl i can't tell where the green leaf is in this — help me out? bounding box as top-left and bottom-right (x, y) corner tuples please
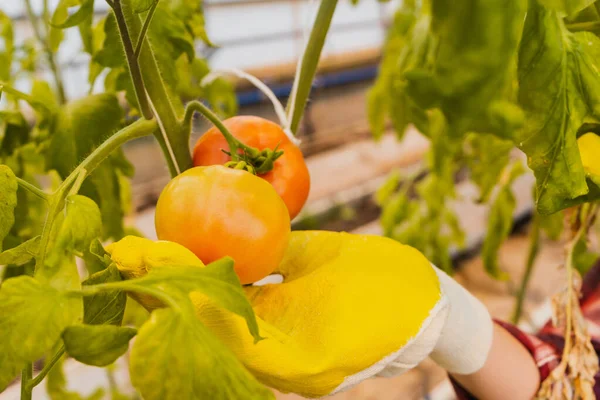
(0, 11), (14, 82)
(539, 210), (564, 240)
(0, 165), (17, 252)
(367, 5), (425, 140)
(125, 258), (261, 341)
(481, 162), (526, 280)
(93, 14), (126, 69)
(0, 276), (81, 391)
(539, 0), (597, 17)
(132, 0), (156, 13)
(46, 94), (132, 239)
(465, 133), (513, 202)
(406, 0), (526, 138)
(54, 195), (102, 255)
(51, 0), (95, 29)
(83, 238), (112, 274)
(38, 195), (101, 291)
(63, 324), (137, 366)
(0, 236), (40, 265)
(83, 264), (126, 325)
(47, 94), (123, 177)
(78, 12), (94, 55)
(517, 2), (600, 214)
(573, 237), (599, 274)
(130, 308), (273, 400)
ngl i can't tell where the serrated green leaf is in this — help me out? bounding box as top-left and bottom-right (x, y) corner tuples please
(517, 2), (600, 214)
(0, 165), (17, 252)
(55, 195), (102, 254)
(130, 308), (273, 400)
(63, 324), (136, 366)
(0, 11), (14, 82)
(48, 94), (123, 177)
(83, 264), (126, 325)
(0, 236), (40, 265)
(51, 0), (95, 29)
(406, 0), (526, 138)
(124, 258), (261, 341)
(539, 0), (596, 17)
(93, 13), (125, 68)
(481, 162), (525, 280)
(0, 276), (81, 391)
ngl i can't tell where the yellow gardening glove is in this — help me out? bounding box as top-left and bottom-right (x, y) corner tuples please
(108, 231), (493, 398)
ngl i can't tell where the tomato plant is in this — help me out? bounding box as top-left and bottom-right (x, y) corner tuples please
(0, 0), (332, 398)
(2, 0), (599, 398)
(156, 166), (291, 284)
(193, 116), (310, 219)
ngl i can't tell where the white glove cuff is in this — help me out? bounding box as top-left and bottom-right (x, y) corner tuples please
(429, 267), (494, 375)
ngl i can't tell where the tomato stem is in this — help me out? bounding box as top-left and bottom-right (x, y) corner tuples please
(26, 347), (65, 391)
(15, 177), (49, 202)
(34, 119), (156, 273)
(134, 0), (160, 59)
(20, 363), (33, 400)
(118, 0), (192, 177)
(511, 214), (540, 324)
(184, 101), (284, 174)
(110, 0), (153, 120)
(287, 0), (338, 134)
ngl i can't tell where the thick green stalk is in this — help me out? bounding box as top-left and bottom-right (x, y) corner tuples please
(20, 363), (33, 400)
(287, 0), (338, 134)
(118, 0), (192, 177)
(27, 348), (65, 390)
(511, 216), (540, 324)
(111, 0), (153, 119)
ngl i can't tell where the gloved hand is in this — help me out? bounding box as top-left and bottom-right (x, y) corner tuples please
(108, 231), (493, 398)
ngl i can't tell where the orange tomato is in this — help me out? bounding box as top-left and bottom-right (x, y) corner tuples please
(154, 165), (290, 284)
(193, 116), (310, 219)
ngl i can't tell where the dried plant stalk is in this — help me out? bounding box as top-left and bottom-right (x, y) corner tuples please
(536, 205), (599, 400)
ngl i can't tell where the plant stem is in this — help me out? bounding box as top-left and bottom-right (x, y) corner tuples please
(23, 0), (66, 104)
(183, 101), (251, 156)
(118, 0), (192, 176)
(511, 216), (540, 324)
(20, 363), (33, 400)
(134, 0), (160, 59)
(35, 119), (156, 272)
(566, 20), (600, 32)
(110, 0), (153, 119)
(76, 281), (181, 311)
(287, 0), (338, 134)
(16, 177), (48, 201)
(27, 347), (65, 390)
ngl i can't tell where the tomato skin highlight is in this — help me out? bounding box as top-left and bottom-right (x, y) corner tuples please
(154, 165), (291, 284)
(192, 116), (310, 219)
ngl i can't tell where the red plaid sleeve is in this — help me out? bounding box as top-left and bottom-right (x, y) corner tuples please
(451, 261), (600, 399)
